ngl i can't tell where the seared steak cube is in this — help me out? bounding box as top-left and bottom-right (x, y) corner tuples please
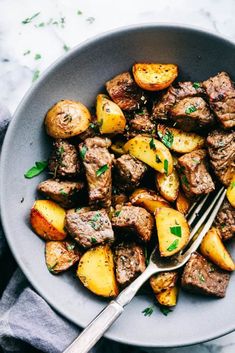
(106, 72), (147, 111)
(127, 108), (155, 137)
(178, 149), (215, 197)
(202, 72), (235, 129)
(48, 139), (80, 179)
(37, 179), (84, 209)
(79, 137), (113, 208)
(152, 81), (205, 120)
(112, 193), (128, 208)
(114, 242), (146, 287)
(207, 130), (235, 186)
(181, 252), (230, 298)
(213, 199), (235, 241)
(170, 97), (214, 131)
(112, 205), (154, 242)
(114, 154), (147, 190)
(65, 209), (114, 248)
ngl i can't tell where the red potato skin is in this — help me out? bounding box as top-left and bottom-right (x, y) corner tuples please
(30, 208), (67, 241)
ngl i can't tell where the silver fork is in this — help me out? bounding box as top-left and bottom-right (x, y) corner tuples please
(64, 187), (226, 353)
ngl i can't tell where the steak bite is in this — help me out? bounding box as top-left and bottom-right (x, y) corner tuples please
(65, 209), (114, 248)
(202, 72), (235, 129)
(37, 179), (84, 209)
(114, 242), (146, 287)
(111, 205), (154, 242)
(114, 154), (147, 191)
(48, 139), (81, 179)
(127, 107), (156, 137)
(170, 97), (214, 131)
(178, 149), (215, 197)
(181, 252), (230, 298)
(213, 199), (235, 241)
(79, 137), (113, 208)
(106, 72), (147, 111)
(207, 130), (235, 186)
(152, 81), (205, 120)
(112, 193), (128, 208)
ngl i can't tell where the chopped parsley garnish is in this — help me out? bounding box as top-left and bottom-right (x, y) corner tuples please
(22, 12), (40, 24)
(160, 307), (172, 316)
(36, 22), (45, 27)
(114, 210), (121, 217)
(142, 305), (154, 317)
(91, 237), (97, 244)
(96, 164), (108, 177)
(66, 243), (75, 251)
(89, 122), (100, 133)
(158, 130), (174, 149)
(164, 159), (168, 175)
(23, 50), (31, 56)
(79, 146), (87, 160)
(193, 82), (201, 89)
(181, 175), (189, 189)
(185, 105), (197, 114)
(77, 10), (83, 15)
(91, 213), (101, 222)
(34, 53), (41, 60)
(144, 247), (150, 266)
(156, 155), (162, 163)
(59, 189), (68, 196)
(47, 262), (58, 272)
(149, 138), (156, 150)
(230, 181), (235, 189)
(63, 44), (70, 52)
(24, 160), (47, 178)
(170, 225), (182, 237)
(198, 273), (205, 282)
(167, 239), (179, 252)
(32, 69), (40, 82)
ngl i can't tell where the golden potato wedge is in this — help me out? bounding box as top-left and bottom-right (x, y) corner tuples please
(156, 286), (178, 307)
(124, 135), (173, 174)
(45, 100), (91, 138)
(130, 188), (170, 213)
(176, 191), (191, 215)
(155, 207), (190, 257)
(110, 140), (126, 155)
(150, 271), (178, 294)
(45, 240), (81, 274)
(96, 94), (126, 134)
(157, 124), (205, 153)
(77, 245), (119, 297)
(30, 200), (67, 240)
(156, 169), (180, 202)
(226, 175), (235, 208)
(200, 227), (235, 271)
(133, 63), (178, 91)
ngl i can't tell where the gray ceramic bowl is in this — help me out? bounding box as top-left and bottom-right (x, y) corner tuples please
(1, 24), (235, 348)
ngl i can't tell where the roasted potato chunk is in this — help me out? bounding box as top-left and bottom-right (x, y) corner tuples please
(133, 63), (178, 91)
(157, 124), (205, 153)
(45, 100), (91, 138)
(155, 207), (190, 257)
(156, 286), (178, 307)
(200, 227), (235, 271)
(150, 271), (178, 294)
(226, 175), (235, 208)
(96, 94), (126, 134)
(77, 245), (119, 297)
(176, 191), (191, 215)
(45, 240), (80, 274)
(156, 169), (180, 202)
(30, 200), (67, 241)
(130, 188), (170, 214)
(124, 135), (173, 174)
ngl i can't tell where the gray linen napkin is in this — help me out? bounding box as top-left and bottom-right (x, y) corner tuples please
(0, 104), (144, 353)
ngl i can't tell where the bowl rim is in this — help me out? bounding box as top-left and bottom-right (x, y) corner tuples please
(1, 23), (235, 348)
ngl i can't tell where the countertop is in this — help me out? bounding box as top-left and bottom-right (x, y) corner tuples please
(0, 0), (235, 352)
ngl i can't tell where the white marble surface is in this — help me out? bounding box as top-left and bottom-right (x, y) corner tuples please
(0, 0), (235, 352)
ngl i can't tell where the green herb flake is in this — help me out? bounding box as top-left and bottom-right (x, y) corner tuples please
(59, 189), (68, 196)
(156, 155), (162, 163)
(164, 159), (168, 175)
(198, 273), (205, 282)
(160, 307), (172, 316)
(77, 10), (83, 15)
(185, 105), (197, 114)
(79, 146), (87, 160)
(230, 181), (235, 189)
(158, 130), (174, 149)
(91, 237), (97, 244)
(63, 44), (70, 52)
(181, 175), (189, 189)
(91, 213), (101, 222)
(32, 69), (40, 82)
(22, 12), (40, 24)
(23, 50), (31, 56)
(34, 53), (41, 60)
(96, 164), (109, 177)
(149, 138), (156, 150)
(167, 239), (179, 252)
(170, 225), (182, 237)
(66, 243), (75, 251)
(193, 82), (200, 89)
(36, 22), (45, 27)
(47, 262), (58, 272)
(142, 305), (154, 317)
(24, 160), (47, 178)
(114, 210), (121, 217)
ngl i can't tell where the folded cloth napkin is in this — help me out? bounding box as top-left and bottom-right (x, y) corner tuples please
(0, 104), (144, 353)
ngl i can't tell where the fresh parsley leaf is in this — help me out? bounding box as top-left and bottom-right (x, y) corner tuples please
(144, 247), (149, 266)
(23, 50), (31, 56)
(158, 130), (174, 149)
(22, 12), (40, 24)
(79, 146), (87, 160)
(185, 105), (197, 114)
(96, 164), (108, 177)
(32, 69), (40, 82)
(91, 213), (101, 222)
(34, 53), (41, 60)
(63, 44), (70, 52)
(91, 237), (97, 244)
(142, 305), (154, 317)
(156, 155), (162, 163)
(24, 160), (47, 178)
(77, 10), (83, 15)
(198, 273), (205, 282)
(59, 189), (68, 196)
(160, 307), (172, 316)
(181, 175), (189, 189)
(149, 138), (156, 150)
(164, 159), (168, 175)
(114, 210), (121, 217)
(193, 82), (200, 89)
(170, 225), (182, 237)
(167, 239), (179, 252)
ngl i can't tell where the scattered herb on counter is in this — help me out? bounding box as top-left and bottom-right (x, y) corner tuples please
(185, 105), (197, 114)
(79, 146), (87, 160)
(193, 82), (201, 89)
(86, 17), (95, 24)
(77, 10), (83, 15)
(36, 22), (45, 27)
(23, 50), (31, 56)
(22, 12), (40, 24)
(160, 307), (172, 316)
(142, 305), (154, 317)
(32, 69), (40, 82)
(63, 44), (70, 52)
(158, 129), (174, 149)
(170, 225), (182, 237)
(24, 160), (47, 178)
(167, 239), (179, 252)
(96, 164), (108, 177)
(164, 159), (168, 175)
(34, 53), (41, 60)
(149, 138), (156, 150)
